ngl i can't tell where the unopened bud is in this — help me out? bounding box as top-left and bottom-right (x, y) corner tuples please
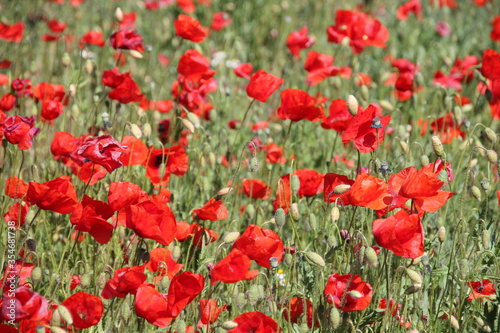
(365, 246), (378, 267)
(360, 85), (369, 102)
(400, 141), (409, 154)
(304, 251), (325, 267)
(348, 290), (363, 299)
(450, 315), (460, 329)
(291, 175), (300, 194)
(129, 123), (142, 139)
(217, 187), (234, 196)
(247, 285), (261, 305)
(58, 305), (73, 325)
(208, 152), (216, 168)
(329, 307), (341, 329)
(97, 272), (108, 289)
(187, 112), (201, 128)
(235, 293), (246, 307)
(80, 273), (92, 288)
(307, 213), (317, 231)
(221, 321), (238, 330)
(49, 327), (68, 333)
(245, 204), (255, 219)
(115, 7), (124, 22)
(160, 276), (170, 290)
(330, 206), (340, 223)
(379, 100), (394, 111)
(175, 320), (186, 333)
(406, 268), (423, 285)
(420, 154), (430, 167)
(347, 95), (358, 115)
(486, 150), (498, 164)
(181, 118), (195, 133)
(31, 266), (42, 284)
(431, 136), (445, 157)
(121, 301), (131, 319)
(333, 184), (351, 194)
(290, 203), (300, 221)
(275, 208), (286, 228)
(405, 284), (421, 295)
(484, 127), (497, 144)
(223, 231), (240, 244)
(62, 52), (71, 67)
(284, 253), (293, 267)
(469, 158), (478, 169)
(172, 245), (181, 260)
(129, 49), (143, 59)
(249, 157), (259, 172)
(480, 179), (491, 191)
(84, 59), (93, 75)
(482, 230), (491, 249)
(438, 226), (446, 242)
(142, 123), (152, 138)
(471, 185), (481, 201)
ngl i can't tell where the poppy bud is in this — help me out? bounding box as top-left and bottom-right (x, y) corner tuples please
(484, 127), (497, 144)
(26, 238), (36, 252)
(357, 246), (366, 264)
(284, 253), (294, 267)
(482, 230), (491, 250)
(249, 157), (259, 172)
(51, 309), (62, 327)
(444, 96), (453, 111)
(475, 317), (491, 332)
(486, 150), (498, 165)
(31, 266), (42, 284)
(275, 208), (286, 228)
(450, 315), (460, 329)
(415, 72), (425, 87)
(304, 251), (325, 267)
(329, 307), (340, 329)
(420, 154), (430, 167)
(84, 59), (93, 74)
(291, 174), (300, 194)
(181, 118), (195, 133)
(431, 136), (445, 158)
(97, 272), (108, 289)
(187, 112), (201, 129)
(307, 213), (317, 231)
(36, 326), (46, 333)
(405, 268), (422, 286)
(459, 258), (469, 280)
(234, 293), (247, 308)
(454, 106), (463, 125)
(48, 326), (67, 333)
(480, 179), (490, 191)
(58, 305), (73, 325)
(121, 301), (131, 320)
(129, 123), (142, 139)
(332, 76), (342, 89)
(469, 158), (478, 169)
(245, 204), (256, 219)
(221, 321), (239, 330)
(471, 185), (481, 201)
(80, 273), (92, 288)
(348, 290), (363, 299)
(333, 184), (351, 194)
(209, 152), (216, 168)
(142, 123), (151, 138)
(172, 245), (181, 260)
(217, 187), (234, 196)
(290, 203), (300, 221)
(438, 226), (446, 242)
(365, 246), (378, 268)
(223, 231), (240, 244)
(361, 86), (370, 102)
(175, 320), (187, 333)
(327, 235), (338, 248)
(347, 95), (358, 115)
(115, 7), (123, 22)
(379, 100), (394, 111)
(400, 141), (409, 154)
(62, 52), (71, 67)
(330, 206), (340, 223)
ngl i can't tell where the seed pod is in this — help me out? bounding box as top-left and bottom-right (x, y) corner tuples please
(365, 246), (378, 268)
(405, 268), (423, 285)
(480, 179), (491, 191)
(291, 175), (300, 194)
(484, 127), (497, 144)
(221, 321), (238, 330)
(249, 157), (259, 172)
(275, 208), (286, 228)
(58, 305), (73, 325)
(438, 226), (446, 242)
(486, 150), (498, 165)
(31, 267), (42, 284)
(333, 184), (351, 194)
(172, 245), (181, 260)
(471, 186), (481, 201)
(26, 238), (37, 252)
(347, 95), (358, 115)
(304, 251), (325, 267)
(329, 307), (340, 329)
(330, 206), (340, 223)
(431, 136), (445, 157)
(482, 230), (491, 250)
(223, 231), (240, 244)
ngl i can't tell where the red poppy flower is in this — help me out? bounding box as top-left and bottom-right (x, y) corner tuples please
(418, 112), (465, 144)
(327, 10), (389, 54)
(234, 63), (253, 79)
(266, 142), (286, 164)
(177, 0), (196, 13)
(246, 70), (284, 103)
(233, 225), (284, 268)
(1, 286), (48, 322)
(109, 76), (144, 104)
(5, 176), (28, 198)
(491, 16), (500, 42)
(119, 12), (137, 29)
(278, 169), (324, 201)
(119, 136), (148, 166)
(146, 248), (184, 281)
(11, 78), (32, 97)
(323, 173), (355, 205)
(124, 198), (177, 246)
(304, 51), (344, 86)
(110, 29), (144, 52)
(433, 71), (463, 91)
(211, 12), (232, 31)
(101, 265), (147, 299)
(174, 15), (209, 43)
(450, 56), (479, 83)
(430, 0), (458, 8)
(468, 279), (496, 301)
(190, 222), (219, 248)
(145, 145), (189, 185)
(40, 100), (63, 121)
(198, 299), (227, 327)
(276, 89), (325, 122)
(0, 21), (24, 42)
(397, 0), (422, 20)
(481, 49), (500, 81)
(286, 27), (315, 58)
(47, 19), (67, 33)
(229, 311), (280, 333)
(77, 135), (128, 173)
(27, 176), (78, 214)
(372, 209), (424, 258)
(212, 248), (259, 285)
(0, 93), (16, 112)
(167, 272), (205, 317)
(70, 195), (115, 244)
(324, 273), (373, 312)
(33, 82), (67, 103)
(61, 291), (104, 329)
(108, 181), (148, 212)
(177, 49), (215, 81)
(77, 162), (108, 185)
(321, 99), (354, 132)
(4, 202), (30, 229)
(193, 198), (229, 221)
(80, 30), (106, 47)
(341, 104), (391, 153)
(283, 297), (319, 328)
(0, 115), (40, 149)
(242, 179), (270, 199)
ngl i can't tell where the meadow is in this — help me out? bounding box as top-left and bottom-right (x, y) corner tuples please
(0, 0), (499, 332)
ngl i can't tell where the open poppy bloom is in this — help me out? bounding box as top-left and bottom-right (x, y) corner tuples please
(234, 63), (254, 79)
(467, 279), (496, 301)
(372, 209), (424, 258)
(77, 135), (129, 173)
(146, 247), (184, 282)
(327, 10), (389, 54)
(5, 176), (29, 199)
(276, 89), (325, 122)
(101, 265), (147, 299)
(324, 273), (373, 312)
(246, 70), (284, 103)
(304, 51), (347, 86)
(397, 0), (423, 20)
(0, 21), (24, 42)
(342, 104), (391, 153)
(174, 14), (209, 43)
(229, 311), (281, 333)
(0, 115), (40, 150)
(211, 12), (232, 31)
(193, 198), (229, 221)
(282, 297), (319, 328)
(60, 292), (103, 329)
(198, 299), (227, 327)
(4, 201), (30, 229)
(211, 248), (259, 285)
(80, 30), (106, 47)
(242, 178), (271, 199)
(1, 286), (48, 323)
(286, 26), (315, 58)
(0, 93), (16, 112)
(27, 176), (78, 214)
(145, 145), (189, 185)
(70, 195), (115, 244)
(110, 29), (144, 52)
(119, 136), (148, 166)
(233, 224), (284, 268)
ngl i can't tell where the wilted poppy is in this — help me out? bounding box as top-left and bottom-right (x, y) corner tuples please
(229, 311), (280, 333)
(77, 135), (128, 173)
(246, 70), (284, 103)
(61, 291), (104, 329)
(0, 115), (40, 149)
(27, 176), (78, 214)
(110, 29), (144, 52)
(1, 286), (48, 322)
(372, 209), (424, 258)
(233, 225), (284, 268)
(211, 248), (259, 285)
(324, 273), (373, 312)
(174, 15), (209, 43)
